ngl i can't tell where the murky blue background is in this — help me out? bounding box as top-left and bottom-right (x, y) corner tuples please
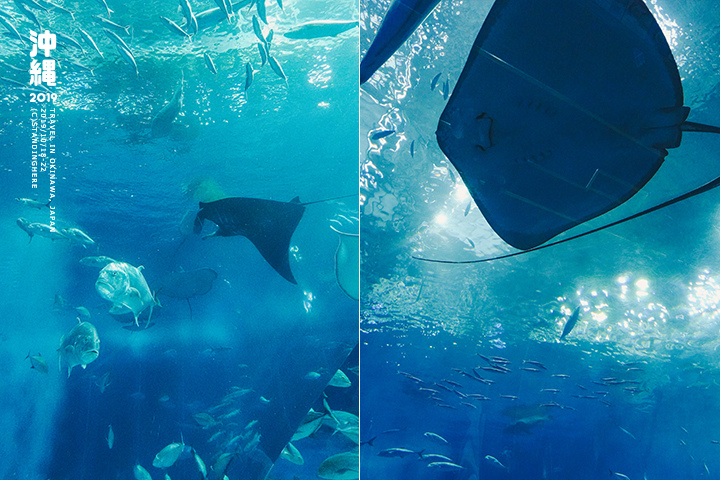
(0, 0), (358, 478)
(361, 1), (720, 479)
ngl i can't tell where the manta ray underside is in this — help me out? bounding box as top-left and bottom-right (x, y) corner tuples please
(194, 196), (306, 283)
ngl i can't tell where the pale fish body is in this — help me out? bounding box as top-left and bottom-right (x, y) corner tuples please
(26, 352), (48, 373)
(328, 369), (351, 387)
(133, 464), (152, 480)
(428, 461), (465, 471)
(103, 28), (131, 53)
(153, 442), (184, 468)
(424, 432), (448, 445)
(179, 0), (198, 34)
(280, 442), (303, 465)
(484, 455), (506, 470)
(15, 197), (48, 208)
(318, 452), (358, 480)
(257, 42), (267, 67)
(151, 81), (183, 137)
(0, 16), (25, 45)
(203, 52), (217, 74)
(62, 227), (96, 248)
(16, 218), (34, 240)
(58, 321), (100, 377)
(55, 31), (85, 52)
(80, 256), (117, 268)
(96, 262), (157, 326)
(268, 56), (286, 81)
(252, 15), (264, 42)
(283, 20), (358, 39)
(94, 0), (112, 18)
(245, 62), (255, 91)
(30, 223), (67, 241)
(115, 43), (138, 76)
(91, 15), (131, 35)
(256, 0), (266, 24)
(107, 424), (114, 449)
(193, 450), (207, 478)
(160, 16), (190, 38)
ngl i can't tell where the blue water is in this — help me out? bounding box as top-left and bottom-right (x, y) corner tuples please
(361, 1), (720, 479)
(0, 0), (358, 478)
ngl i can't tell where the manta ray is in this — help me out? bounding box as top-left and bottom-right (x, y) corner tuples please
(194, 196), (306, 284)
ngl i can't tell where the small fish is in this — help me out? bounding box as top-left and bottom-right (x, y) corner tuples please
(484, 455), (506, 470)
(134, 465), (152, 480)
(371, 129), (395, 140)
(430, 72), (442, 90)
(257, 42), (268, 66)
(252, 15), (265, 42)
(19, 0), (49, 12)
(179, 0), (198, 34)
(552, 373), (570, 379)
(610, 471), (631, 480)
(523, 360), (547, 369)
(91, 15), (131, 35)
(428, 461), (465, 471)
(95, 371), (111, 392)
(107, 424), (114, 449)
(62, 227), (96, 248)
(619, 426), (636, 440)
(442, 378), (462, 388)
(268, 56), (286, 81)
(160, 16), (191, 38)
(540, 388), (560, 393)
(0, 16), (25, 45)
(56, 31), (84, 52)
(26, 352), (48, 373)
(410, 140), (415, 157)
(305, 371), (321, 380)
(499, 395), (518, 400)
(203, 52), (217, 74)
(378, 448), (423, 458)
(441, 79), (449, 100)
(45, 1), (75, 19)
(94, 0), (113, 17)
(424, 432), (448, 445)
(193, 449), (207, 478)
(15, 197), (49, 209)
(245, 62), (256, 91)
(153, 440), (185, 468)
(103, 28), (132, 53)
(80, 256), (117, 268)
(78, 28), (103, 58)
(464, 201), (472, 216)
(115, 43), (138, 76)
(256, 0), (267, 24)
(75, 306), (91, 318)
(520, 367), (541, 372)
(15, 3), (40, 30)
(560, 306), (581, 340)
(276, 0), (283, 10)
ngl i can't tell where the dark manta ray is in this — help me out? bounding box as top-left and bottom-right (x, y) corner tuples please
(434, 0), (720, 251)
(360, 0), (441, 84)
(194, 197), (305, 283)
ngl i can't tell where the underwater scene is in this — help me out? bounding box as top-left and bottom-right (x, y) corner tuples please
(0, 0), (359, 479)
(361, 1), (720, 480)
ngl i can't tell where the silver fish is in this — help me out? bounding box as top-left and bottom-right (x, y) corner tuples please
(55, 32), (84, 51)
(62, 227), (96, 248)
(78, 28), (103, 57)
(484, 455), (506, 470)
(179, 0), (198, 34)
(107, 424), (114, 449)
(251, 15), (264, 42)
(203, 52), (217, 74)
(0, 15), (25, 44)
(14, 2), (40, 29)
(160, 16), (190, 38)
(94, 0), (112, 17)
(26, 352), (48, 373)
(151, 81), (183, 137)
(15, 197), (49, 208)
(115, 43), (138, 76)
(256, 0), (266, 24)
(256, 42), (267, 66)
(268, 56), (286, 81)
(245, 62), (255, 91)
(92, 15), (131, 35)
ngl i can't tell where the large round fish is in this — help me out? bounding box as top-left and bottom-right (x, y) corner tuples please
(96, 262), (158, 326)
(57, 321), (100, 377)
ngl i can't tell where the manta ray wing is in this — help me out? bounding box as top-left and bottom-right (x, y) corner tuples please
(195, 197), (306, 283)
